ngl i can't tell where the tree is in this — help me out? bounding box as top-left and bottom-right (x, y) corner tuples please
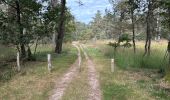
(45, 0), (75, 54)
(143, 0), (158, 56)
(160, 0), (170, 64)
(74, 22), (91, 40)
(103, 9), (116, 39)
(0, 0), (43, 59)
(90, 10), (104, 39)
(55, 0), (66, 54)
(127, 0), (140, 53)
(115, 0), (129, 36)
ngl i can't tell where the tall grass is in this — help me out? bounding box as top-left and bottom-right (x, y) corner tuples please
(85, 41), (170, 99)
(98, 41), (168, 70)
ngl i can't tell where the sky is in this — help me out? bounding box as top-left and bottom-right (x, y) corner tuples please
(67, 0), (112, 24)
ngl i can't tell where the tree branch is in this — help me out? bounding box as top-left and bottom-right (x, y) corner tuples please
(1, 0), (17, 9)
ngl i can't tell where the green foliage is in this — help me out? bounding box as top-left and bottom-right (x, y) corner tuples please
(118, 34), (131, 43)
(0, 0), (44, 51)
(74, 21), (92, 40)
(108, 42), (120, 48)
(0, 0), (75, 59)
(44, 5), (75, 43)
(160, 0), (170, 32)
(108, 34), (132, 48)
(90, 10), (104, 39)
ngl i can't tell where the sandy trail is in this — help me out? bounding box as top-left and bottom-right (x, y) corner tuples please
(49, 44), (81, 100)
(80, 44), (102, 100)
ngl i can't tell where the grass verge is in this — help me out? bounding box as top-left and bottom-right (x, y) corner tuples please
(84, 43), (170, 100)
(0, 43), (77, 100)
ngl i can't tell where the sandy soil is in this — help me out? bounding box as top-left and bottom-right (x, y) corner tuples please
(49, 44), (81, 100)
(80, 44), (102, 100)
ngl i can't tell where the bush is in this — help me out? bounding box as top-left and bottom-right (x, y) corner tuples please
(108, 34), (132, 48)
(118, 34), (131, 43)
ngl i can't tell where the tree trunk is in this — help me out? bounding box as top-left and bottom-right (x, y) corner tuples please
(148, 33), (151, 55)
(34, 37), (39, 55)
(144, 36), (149, 56)
(144, 17), (152, 56)
(168, 40), (170, 64)
(144, 1), (152, 56)
(131, 10), (136, 53)
(27, 46), (32, 60)
(55, 0), (66, 54)
(119, 12), (123, 36)
(55, 32), (64, 53)
(15, 0), (26, 58)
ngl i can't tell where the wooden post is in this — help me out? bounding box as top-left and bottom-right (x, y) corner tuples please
(47, 54), (52, 72)
(111, 59), (114, 72)
(17, 52), (21, 72)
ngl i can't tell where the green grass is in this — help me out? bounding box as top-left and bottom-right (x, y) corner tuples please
(0, 45), (17, 82)
(98, 44), (168, 70)
(0, 45), (16, 61)
(98, 41), (170, 81)
(84, 43), (170, 100)
(0, 43), (78, 100)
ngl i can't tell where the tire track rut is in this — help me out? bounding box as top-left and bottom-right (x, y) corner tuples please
(80, 44), (102, 100)
(49, 43), (81, 100)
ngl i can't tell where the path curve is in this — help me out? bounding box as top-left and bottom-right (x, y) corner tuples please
(80, 44), (102, 100)
(49, 43), (81, 100)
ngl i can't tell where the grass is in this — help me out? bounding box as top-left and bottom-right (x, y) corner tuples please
(84, 41), (170, 100)
(98, 41), (168, 70)
(0, 45), (17, 82)
(98, 40), (170, 81)
(1, 41), (170, 100)
(0, 45), (16, 61)
(0, 43), (77, 100)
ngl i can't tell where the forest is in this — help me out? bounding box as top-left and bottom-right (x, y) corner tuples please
(0, 0), (170, 100)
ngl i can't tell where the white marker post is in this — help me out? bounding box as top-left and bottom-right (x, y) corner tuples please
(17, 52), (21, 72)
(111, 59), (114, 73)
(47, 54), (52, 72)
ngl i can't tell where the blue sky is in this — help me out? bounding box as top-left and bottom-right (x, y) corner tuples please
(67, 0), (112, 24)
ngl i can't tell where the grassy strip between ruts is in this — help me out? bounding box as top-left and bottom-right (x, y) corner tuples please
(0, 44), (77, 100)
(84, 43), (170, 100)
(62, 51), (89, 100)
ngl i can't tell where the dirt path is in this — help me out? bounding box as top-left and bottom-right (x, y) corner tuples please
(49, 44), (81, 100)
(80, 44), (102, 100)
